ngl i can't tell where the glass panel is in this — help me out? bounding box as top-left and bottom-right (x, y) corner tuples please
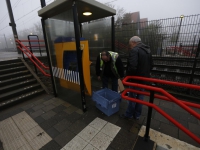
(45, 9), (83, 109)
(82, 18), (112, 60)
(82, 18), (112, 89)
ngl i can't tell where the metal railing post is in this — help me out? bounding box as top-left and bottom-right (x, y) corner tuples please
(17, 40), (25, 59)
(189, 38), (200, 85)
(144, 85), (155, 141)
(28, 36), (38, 74)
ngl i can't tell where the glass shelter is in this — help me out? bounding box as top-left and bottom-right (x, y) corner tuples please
(38, 0), (116, 112)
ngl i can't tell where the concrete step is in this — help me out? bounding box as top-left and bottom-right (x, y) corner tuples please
(0, 61), (24, 70)
(0, 66), (27, 75)
(0, 78), (37, 94)
(133, 136), (155, 150)
(0, 70), (30, 81)
(156, 145), (168, 150)
(0, 59), (21, 65)
(0, 83), (41, 101)
(0, 74), (33, 86)
(0, 88), (45, 108)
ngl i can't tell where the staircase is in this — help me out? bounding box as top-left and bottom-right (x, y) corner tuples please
(0, 59), (45, 107)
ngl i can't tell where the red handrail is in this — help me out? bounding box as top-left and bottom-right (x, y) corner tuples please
(128, 76), (200, 90)
(19, 40), (44, 42)
(121, 90), (200, 144)
(122, 76), (200, 144)
(17, 46), (50, 77)
(16, 39), (49, 70)
(123, 77), (200, 119)
(127, 88), (200, 109)
(26, 45), (45, 47)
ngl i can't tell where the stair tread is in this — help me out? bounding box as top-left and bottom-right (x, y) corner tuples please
(0, 74), (32, 83)
(0, 88), (44, 107)
(0, 66), (26, 72)
(0, 83), (41, 98)
(0, 78), (36, 91)
(0, 70), (29, 78)
(0, 59), (21, 64)
(0, 62), (24, 67)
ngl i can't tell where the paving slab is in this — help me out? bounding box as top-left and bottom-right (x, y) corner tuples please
(53, 119), (72, 133)
(41, 110), (56, 120)
(68, 120), (87, 135)
(46, 127), (60, 139)
(0, 111), (52, 150)
(139, 125), (199, 150)
(0, 92), (199, 149)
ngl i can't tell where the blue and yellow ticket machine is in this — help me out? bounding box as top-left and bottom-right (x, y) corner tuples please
(53, 38), (91, 96)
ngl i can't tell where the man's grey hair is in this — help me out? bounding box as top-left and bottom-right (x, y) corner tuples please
(129, 36), (141, 43)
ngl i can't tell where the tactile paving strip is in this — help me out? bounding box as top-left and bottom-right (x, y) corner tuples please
(0, 111), (52, 150)
(61, 117), (121, 150)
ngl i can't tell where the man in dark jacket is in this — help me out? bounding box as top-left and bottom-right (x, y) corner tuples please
(121, 36), (153, 120)
(96, 51), (124, 92)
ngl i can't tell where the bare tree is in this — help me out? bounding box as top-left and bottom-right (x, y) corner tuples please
(115, 7), (126, 25)
(104, 3), (126, 26)
(33, 22), (44, 39)
(121, 13), (132, 24)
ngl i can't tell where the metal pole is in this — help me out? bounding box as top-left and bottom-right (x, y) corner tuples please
(5, 0), (21, 54)
(80, 23), (83, 37)
(160, 36), (164, 56)
(40, 0), (57, 97)
(111, 16), (115, 52)
(28, 35), (38, 74)
(19, 40), (25, 59)
(191, 35), (196, 57)
(144, 87), (155, 141)
(4, 34), (8, 49)
(174, 17), (183, 55)
(72, 1), (87, 112)
(40, 0), (46, 8)
(189, 38), (200, 85)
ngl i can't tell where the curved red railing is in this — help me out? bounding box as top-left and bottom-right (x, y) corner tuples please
(122, 76), (200, 144)
(26, 45), (45, 47)
(16, 39), (50, 77)
(19, 40), (45, 42)
(126, 88), (200, 109)
(16, 39), (49, 70)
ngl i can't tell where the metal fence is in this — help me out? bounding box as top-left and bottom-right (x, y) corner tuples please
(115, 14), (200, 57)
(115, 14), (200, 100)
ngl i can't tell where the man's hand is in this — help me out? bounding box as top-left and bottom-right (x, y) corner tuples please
(98, 76), (101, 81)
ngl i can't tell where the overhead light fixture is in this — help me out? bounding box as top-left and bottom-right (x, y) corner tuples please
(180, 15), (184, 19)
(83, 12), (92, 16)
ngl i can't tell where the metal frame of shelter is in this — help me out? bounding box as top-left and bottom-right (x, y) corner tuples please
(38, 0), (116, 112)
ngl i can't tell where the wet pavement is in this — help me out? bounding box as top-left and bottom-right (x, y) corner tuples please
(0, 52), (199, 149)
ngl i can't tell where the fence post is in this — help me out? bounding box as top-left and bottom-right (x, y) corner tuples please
(189, 38), (200, 85)
(191, 35), (196, 57)
(28, 36), (38, 74)
(144, 84), (155, 141)
(19, 40), (25, 60)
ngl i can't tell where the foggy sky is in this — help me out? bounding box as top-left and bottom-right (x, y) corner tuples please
(0, 0), (200, 38)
